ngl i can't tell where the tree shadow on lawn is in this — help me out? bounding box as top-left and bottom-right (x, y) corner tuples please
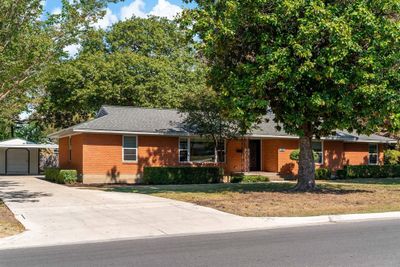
(106, 182), (372, 195)
(329, 178), (400, 185)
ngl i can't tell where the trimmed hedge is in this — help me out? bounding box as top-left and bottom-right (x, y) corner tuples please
(315, 168), (332, 180)
(231, 174), (270, 183)
(143, 167), (223, 185)
(44, 168), (78, 184)
(345, 165), (400, 179)
(336, 169), (347, 179)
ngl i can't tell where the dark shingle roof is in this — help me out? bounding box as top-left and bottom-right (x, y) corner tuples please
(49, 105), (396, 143)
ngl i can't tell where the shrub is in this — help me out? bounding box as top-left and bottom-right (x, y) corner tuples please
(57, 170), (78, 184)
(315, 168), (331, 180)
(230, 174), (269, 183)
(336, 169), (347, 179)
(289, 149), (319, 161)
(44, 168), (77, 184)
(143, 167), (223, 185)
(44, 167), (60, 182)
(384, 150), (400, 165)
(346, 165), (400, 179)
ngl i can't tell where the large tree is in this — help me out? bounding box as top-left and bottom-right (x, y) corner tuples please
(0, 0), (119, 137)
(37, 16), (206, 129)
(183, 0), (400, 190)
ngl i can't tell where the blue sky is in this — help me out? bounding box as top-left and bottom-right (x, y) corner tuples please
(44, 0), (195, 24)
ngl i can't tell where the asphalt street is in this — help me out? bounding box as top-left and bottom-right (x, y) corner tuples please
(1, 219), (400, 267)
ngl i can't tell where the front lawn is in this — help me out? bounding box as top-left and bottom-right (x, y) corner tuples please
(0, 200), (24, 238)
(100, 178), (400, 217)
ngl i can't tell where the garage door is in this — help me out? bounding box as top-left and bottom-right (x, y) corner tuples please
(7, 149), (29, 174)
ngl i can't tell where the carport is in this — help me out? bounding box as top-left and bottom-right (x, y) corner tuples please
(0, 138), (58, 175)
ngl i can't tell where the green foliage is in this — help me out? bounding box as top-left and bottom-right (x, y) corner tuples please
(315, 168), (331, 180)
(57, 170), (78, 184)
(38, 17), (206, 129)
(44, 168), (77, 184)
(0, 0), (117, 125)
(183, 0), (400, 185)
(346, 165), (400, 179)
(289, 149), (319, 162)
(230, 174), (269, 183)
(336, 169), (347, 179)
(143, 167), (223, 185)
(44, 167), (60, 182)
(384, 150), (400, 165)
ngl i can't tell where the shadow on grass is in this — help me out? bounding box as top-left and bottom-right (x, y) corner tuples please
(329, 178), (400, 185)
(105, 182), (372, 195)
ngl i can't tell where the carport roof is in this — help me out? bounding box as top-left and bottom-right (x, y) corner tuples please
(0, 138), (58, 149)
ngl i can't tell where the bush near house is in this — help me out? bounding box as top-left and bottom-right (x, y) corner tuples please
(315, 168), (332, 180)
(44, 168), (78, 184)
(384, 150), (400, 165)
(230, 174), (270, 183)
(342, 165), (400, 179)
(143, 166), (223, 185)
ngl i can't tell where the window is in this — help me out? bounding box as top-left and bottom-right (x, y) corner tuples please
(68, 137), (72, 161)
(312, 141), (323, 164)
(179, 137), (225, 163)
(179, 138), (189, 162)
(123, 136), (137, 162)
(369, 144), (378, 165)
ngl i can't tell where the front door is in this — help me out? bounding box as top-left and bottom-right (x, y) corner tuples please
(249, 140), (261, 171)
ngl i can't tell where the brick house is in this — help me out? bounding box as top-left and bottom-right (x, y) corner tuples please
(49, 106), (396, 183)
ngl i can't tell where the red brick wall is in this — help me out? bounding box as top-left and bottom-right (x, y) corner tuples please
(323, 141), (344, 170)
(58, 135), (83, 173)
(58, 133), (385, 181)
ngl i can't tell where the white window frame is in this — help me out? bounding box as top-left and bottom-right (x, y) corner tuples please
(179, 137), (226, 163)
(122, 135), (138, 163)
(312, 140), (324, 165)
(368, 143), (379, 165)
(179, 137), (190, 163)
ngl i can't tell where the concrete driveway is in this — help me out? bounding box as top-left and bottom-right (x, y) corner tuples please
(2, 176), (398, 249)
(0, 176), (280, 249)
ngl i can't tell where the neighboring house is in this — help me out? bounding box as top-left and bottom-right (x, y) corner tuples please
(49, 106), (396, 184)
(0, 138), (58, 175)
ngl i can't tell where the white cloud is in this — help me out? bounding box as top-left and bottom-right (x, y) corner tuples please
(64, 44), (81, 57)
(120, 0), (147, 20)
(93, 8), (118, 29)
(149, 0), (182, 20)
(120, 0), (182, 21)
(51, 7), (61, 15)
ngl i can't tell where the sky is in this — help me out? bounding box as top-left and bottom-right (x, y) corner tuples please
(44, 0), (194, 26)
(42, 0), (194, 55)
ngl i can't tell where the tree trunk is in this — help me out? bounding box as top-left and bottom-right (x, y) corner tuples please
(295, 134), (316, 191)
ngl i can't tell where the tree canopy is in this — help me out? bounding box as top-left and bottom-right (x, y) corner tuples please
(37, 16), (206, 129)
(183, 0), (400, 190)
(0, 0), (119, 139)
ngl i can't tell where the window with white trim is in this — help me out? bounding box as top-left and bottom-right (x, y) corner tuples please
(179, 137), (225, 163)
(368, 144), (378, 165)
(179, 138), (189, 162)
(312, 141), (323, 164)
(123, 136), (137, 162)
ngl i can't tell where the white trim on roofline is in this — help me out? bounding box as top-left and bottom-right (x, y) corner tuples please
(49, 128), (396, 144)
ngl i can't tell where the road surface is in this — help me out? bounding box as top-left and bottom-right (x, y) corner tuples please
(1, 219), (400, 267)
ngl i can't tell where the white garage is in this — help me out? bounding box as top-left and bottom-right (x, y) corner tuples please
(0, 138), (58, 175)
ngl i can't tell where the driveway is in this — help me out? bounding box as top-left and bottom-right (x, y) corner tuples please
(0, 176), (279, 249)
(2, 176), (399, 249)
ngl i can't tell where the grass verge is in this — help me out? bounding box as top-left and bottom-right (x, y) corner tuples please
(0, 200), (24, 238)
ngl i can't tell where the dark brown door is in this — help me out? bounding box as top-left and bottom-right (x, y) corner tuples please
(249, 140), (261, 171)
